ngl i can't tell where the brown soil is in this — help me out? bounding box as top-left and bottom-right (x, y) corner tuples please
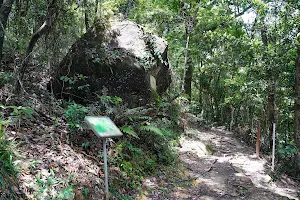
(139, 126), (300, 200)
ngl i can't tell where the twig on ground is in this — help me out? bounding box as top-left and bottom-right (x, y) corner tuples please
(205, 159), (217, 172)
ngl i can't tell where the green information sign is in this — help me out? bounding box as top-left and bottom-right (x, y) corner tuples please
(84, 116), (123, 138)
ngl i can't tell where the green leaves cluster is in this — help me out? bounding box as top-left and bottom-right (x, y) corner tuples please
(109, 0), (300, 174)
(0, 118), (20, 199)
(29, 169), (75, 200)
(0, 105), (38, 128)
(64, 103), (88, 133)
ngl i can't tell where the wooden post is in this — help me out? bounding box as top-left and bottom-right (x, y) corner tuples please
(272, 123), (276, 171)
(256, 121), (261, 158)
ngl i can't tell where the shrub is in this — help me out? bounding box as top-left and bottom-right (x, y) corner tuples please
(64, 103), (88, 133)
(278, 141), (298, 174)
(0, 119), (21, 199)
(64, 96), (183, 195)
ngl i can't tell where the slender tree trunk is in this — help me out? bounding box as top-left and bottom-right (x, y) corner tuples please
(84, 0), (89, 31)
(181, 33), (190, 93)
(213, 71), (221, 122)
(94, 0), (98, 15)
(0, 0), (14, 65)
(267, 81), (275, 150)
(18, 19), (50, 81)
(198, 61), (203, 114)
(294, 42), (300, 172)
(230, 104), (235, 131)
(85, 12), (89, 31)
(16, 0), (56, 92)
(182, 5), (199, 99)
(261, 23), (275, 151)
(184, 55), (193, 101)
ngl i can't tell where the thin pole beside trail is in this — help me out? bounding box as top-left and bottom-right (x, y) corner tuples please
(272, 123), (276, 171)
(256, 121), (261, 158)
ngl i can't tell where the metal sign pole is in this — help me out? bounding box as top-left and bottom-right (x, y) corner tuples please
(84, 116), (123, 200)
(272, 123), (276, 171)
(103, 138), (109, 200)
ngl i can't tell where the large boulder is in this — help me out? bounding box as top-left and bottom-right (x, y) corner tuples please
(49, 18), (171, 106)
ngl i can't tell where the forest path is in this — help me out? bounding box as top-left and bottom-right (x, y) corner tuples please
(139, 126), (300, 200)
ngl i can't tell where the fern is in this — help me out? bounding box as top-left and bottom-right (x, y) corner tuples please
(120, 126), (139, 139)
(139, 126), (164, 137)
(121, 107), (154, 117)
(128, 116), (152, 122)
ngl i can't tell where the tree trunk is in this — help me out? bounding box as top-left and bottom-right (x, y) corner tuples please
(94, 0), (98, 15)
(84, 0), (89, 31)
(16, 0), (56, 92)
(294, 42), (300, 172)
(0, 0), (14, 65)
(267, 81), (275, 150)
(230, 104), (235, 131)
(85, 11), (89, 31)
(181, 33), (190, 93)
(261, 23), (275, 151)
(182, 5), (199, 98)
(18, 19), (50, 80)
(184, 56), (193, 101)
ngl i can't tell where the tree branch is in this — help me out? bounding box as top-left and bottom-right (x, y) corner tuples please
(25, 20), (50, 57)
(235, 4), (253, 18)
(16, 0), (56, 91)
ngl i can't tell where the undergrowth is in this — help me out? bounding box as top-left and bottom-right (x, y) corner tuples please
(63, 95), (183, 198)
(0, 110), (22, 199)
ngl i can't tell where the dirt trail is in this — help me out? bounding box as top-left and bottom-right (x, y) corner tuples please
(141, 127), (300, 200)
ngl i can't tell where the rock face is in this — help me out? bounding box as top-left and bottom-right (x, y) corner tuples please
(50, 19), (171, 105)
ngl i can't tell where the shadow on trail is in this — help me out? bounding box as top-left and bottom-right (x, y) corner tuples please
(142, 127), (299, 200)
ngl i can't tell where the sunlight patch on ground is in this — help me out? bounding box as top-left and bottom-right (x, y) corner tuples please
(173, 187), (191, 199)
(143, 127), (299, 199)
(228, 153), (298, 199)
(179, 137), (209, 157)
(181, 128), (300, 200)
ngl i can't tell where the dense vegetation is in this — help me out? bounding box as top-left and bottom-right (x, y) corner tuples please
(0, 0), (299, 199)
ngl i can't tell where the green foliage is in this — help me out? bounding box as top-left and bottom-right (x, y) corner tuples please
(99, 95), (123, 111)
(82, 187), (89, 197)
(139, 125), (164, 137)
(0, 72), (13, 87)
(275, 141), (299, 178)
(87, 95), (124, 118)
(60, 74), (90, 92)
(81, 142), (90, 149)
(64, 103), (88, 133)
(66, 97), (181, 195)
(29, 169), (75, 200)
(70, 95), (182, 195)
(278, 141), (298, 164)
(0, 119), (20, 199)
(119, 126), (139, 139)
(3, 0), (300, 196)
(0, 105), (38, 128)
(9, 106), (38, 122)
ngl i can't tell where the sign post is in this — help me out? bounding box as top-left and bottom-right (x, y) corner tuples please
(84, 116), (123, 200)
(272, 123), (276, 171)
(256, 121), (261, 158)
